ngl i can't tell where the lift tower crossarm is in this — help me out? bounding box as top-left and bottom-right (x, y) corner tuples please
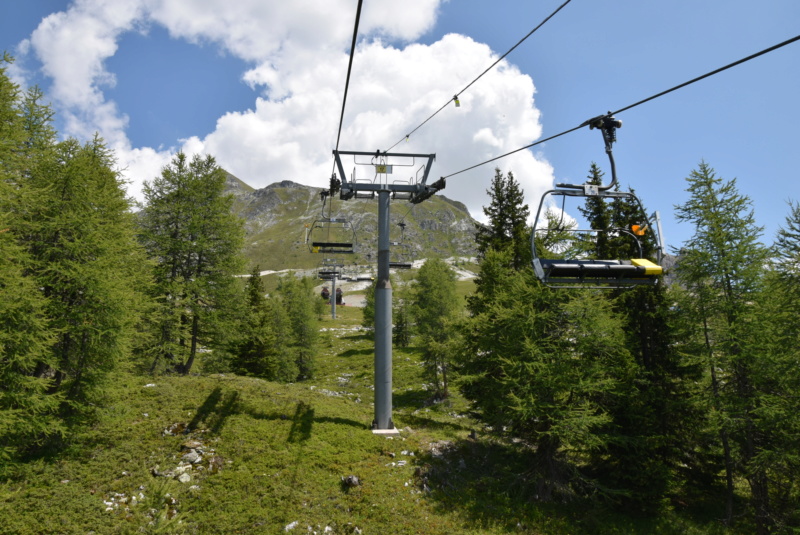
(332, 150), (440, 202)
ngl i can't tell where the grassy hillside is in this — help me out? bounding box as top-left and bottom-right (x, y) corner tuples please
(1, 299), (738, 535)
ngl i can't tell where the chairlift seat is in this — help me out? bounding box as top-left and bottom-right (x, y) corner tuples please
(389, 262), (413, 270)
(312, 241), (353, 248)
(535, 258), (662, 286)
(306, 213), (357, 254)
(311, 241), (354, 254)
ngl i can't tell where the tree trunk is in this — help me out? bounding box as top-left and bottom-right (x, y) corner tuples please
(709, 370), (735, 525)
(534, 434), (564, 502)
(440, 360), (449, 399)
(744, 398), (771, 533)
(749, 462), (771, 534)
(705, 316), (735, 525)
(181, 313), (199, 375)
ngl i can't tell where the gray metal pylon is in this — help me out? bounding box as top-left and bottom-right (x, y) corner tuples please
(331, 276), (337, 320)
(372, 190), (393, 430)
(331, 149), (441, 433)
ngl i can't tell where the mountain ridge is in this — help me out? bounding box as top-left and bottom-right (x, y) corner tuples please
(225, 174), (479, 272)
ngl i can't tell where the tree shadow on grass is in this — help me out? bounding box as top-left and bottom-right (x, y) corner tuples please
(392, 388), (437, 408)
(339, 347), (373, 358)
(395, 410), (472, 433)
(189, 386), (240, 434)
(415, 437), (720, 535)
(239, 401), (367, 438)
(287, 401), (314, 443)
(414, 437), (584, 533)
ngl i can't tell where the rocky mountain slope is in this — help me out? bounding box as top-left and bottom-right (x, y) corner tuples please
(224, 174), (479, 271)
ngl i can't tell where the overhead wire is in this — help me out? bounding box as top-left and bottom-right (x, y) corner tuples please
(327, 0), (364, 220)
(384, 0), (573, 153)
(440, 33), (800, 181)
(335, 0), (364, 154)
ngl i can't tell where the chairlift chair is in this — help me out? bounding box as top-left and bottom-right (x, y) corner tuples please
(389, 221), (414, 270)
(317, 258), (344, 281)
(343, 261), (374, 282)
(531, 115), (663, 289)
(389, 244), (413, 270)
(306, 190), (357, 254)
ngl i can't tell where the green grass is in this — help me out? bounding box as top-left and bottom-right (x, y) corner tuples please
(0, 305), (745, 534)
(455, 278), (476, 302)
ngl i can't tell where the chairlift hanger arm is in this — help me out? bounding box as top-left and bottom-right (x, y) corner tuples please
(557, 113), (622, 193)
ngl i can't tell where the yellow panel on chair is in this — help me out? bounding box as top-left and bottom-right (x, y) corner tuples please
(631, 258), (662, 275)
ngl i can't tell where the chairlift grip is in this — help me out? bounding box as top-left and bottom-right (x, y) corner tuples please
(557, 113), (621, 192)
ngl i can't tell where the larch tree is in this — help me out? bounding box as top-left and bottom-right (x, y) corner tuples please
(409, 257), (459, 399)
(275, 276), (318, 380)
(773, 200), (800, 306)
(138, 152), (245, 375)
(578, 162), (692, 510)
(673, 161), (773, 532)
(745, 200), (800, 530)
(230, 266), (295, 381)
(19, 135), (150, 411)
(0, 56), (62, 460)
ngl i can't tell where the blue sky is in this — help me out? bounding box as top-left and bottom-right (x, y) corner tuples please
(2, 0), (798, 250)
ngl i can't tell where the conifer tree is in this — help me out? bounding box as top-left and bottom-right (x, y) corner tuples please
(774, 200), (800, 300)
(578, 163), (692, 509)
(475, 168), (531, 270)
(0, 59), (63, 459)
(410, 258), (459, 398)
(18, 136), (150, 410)
(275, 276), (318, 380)
(2, 56), (149, 447)
(674, 161), (773, 531)
(361, 274), (397, 331)
(10, 137), (146, 412)
(459, 248), (634, 501)
(392, 289), (412, 348)
(742, 201), (800, 530)
(138, 152), (245, 375)
(361, 280), (376, 329)
(0, 213), (62, 462)
(231, 266), (294, 380)
(20, 85), (56, 153)
(0, 53), (26, 175)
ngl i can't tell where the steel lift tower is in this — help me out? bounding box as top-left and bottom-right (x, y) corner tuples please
(332, 150), (443, 433)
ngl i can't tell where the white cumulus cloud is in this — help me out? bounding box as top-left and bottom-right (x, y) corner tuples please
(16, 0), (554, 221)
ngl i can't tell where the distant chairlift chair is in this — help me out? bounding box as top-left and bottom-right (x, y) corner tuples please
(317, 258), (344, 281)
(389, 221), (413, 270)
(306, 190), (357, 255)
